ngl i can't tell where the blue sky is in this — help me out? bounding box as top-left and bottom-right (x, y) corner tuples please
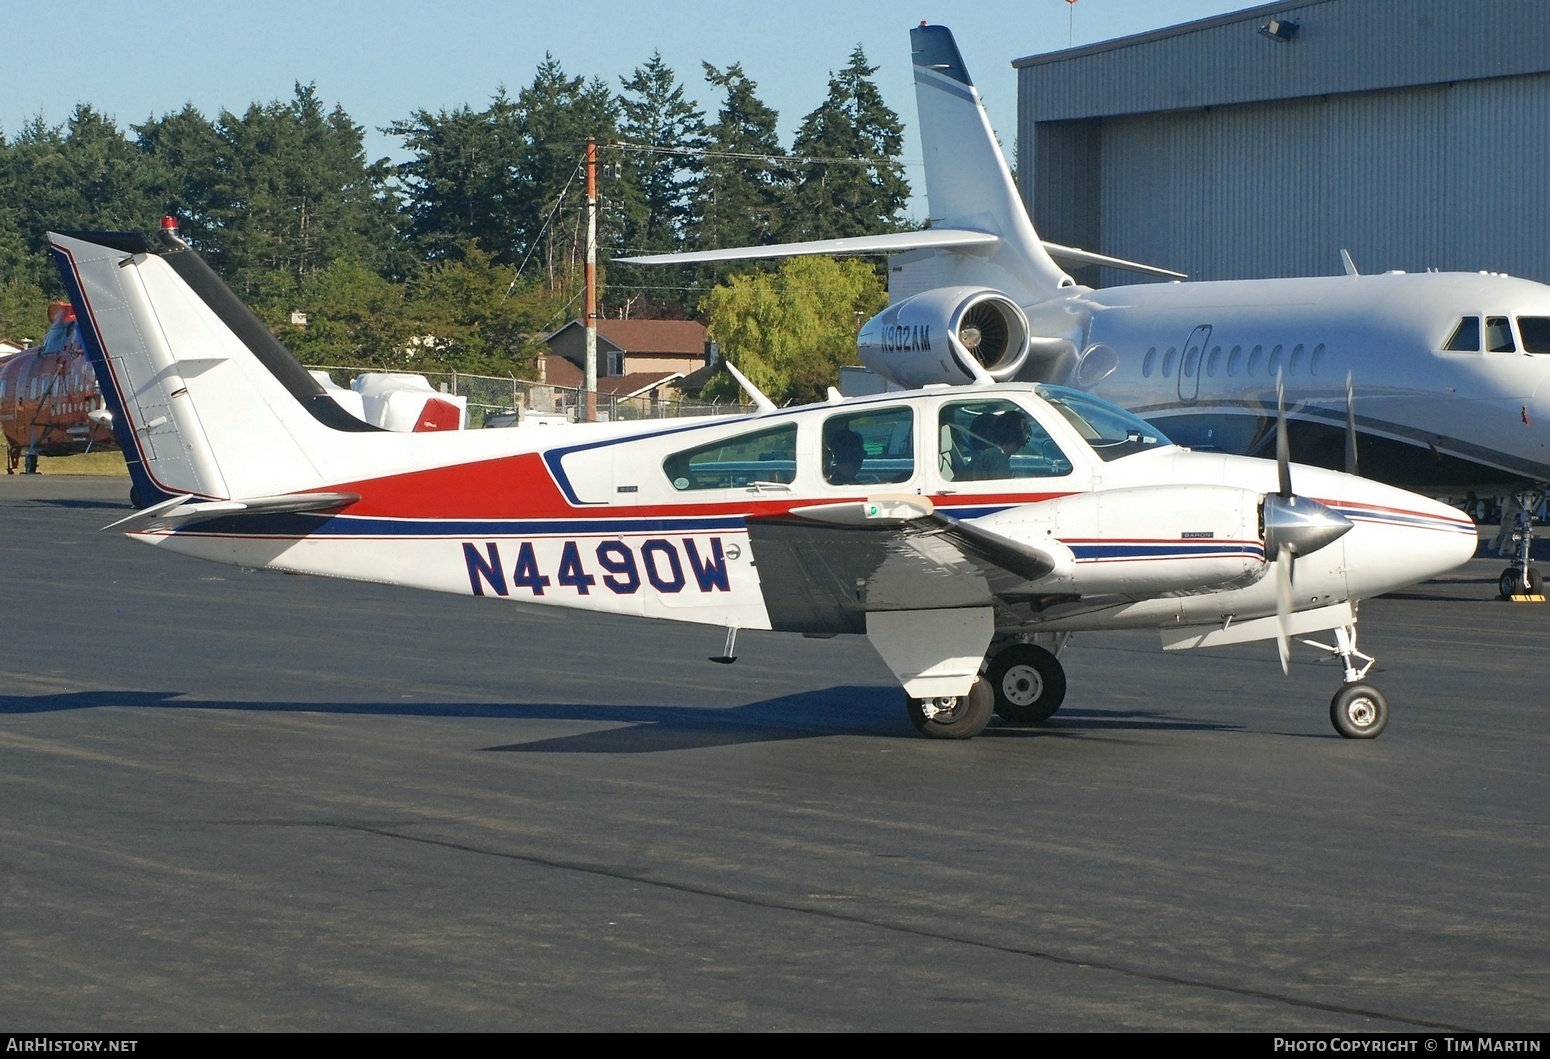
(5, 1), (1250, 219)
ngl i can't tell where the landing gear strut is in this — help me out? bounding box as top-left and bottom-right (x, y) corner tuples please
(1498, 489), (1544, 599)
(1302, 622), (1387, 738)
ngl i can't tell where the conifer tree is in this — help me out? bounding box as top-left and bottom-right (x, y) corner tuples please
(614, 53), (708, 316)
(389, 92), (525, 269)
(789, 45), (909, 240)
(695, 62), (789, 250)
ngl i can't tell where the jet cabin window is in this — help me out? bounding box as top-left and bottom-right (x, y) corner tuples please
(664, 424), (797, 491)
(1518, 317), (1550, 354)
(939, 399), (1072, 481)
(1038, 384), (1171, 462)
(823, 407), (913, 486)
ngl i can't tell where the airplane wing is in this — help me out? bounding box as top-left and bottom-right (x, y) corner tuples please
(104, 491), (360, 533)
(745, 498), (1068, 634)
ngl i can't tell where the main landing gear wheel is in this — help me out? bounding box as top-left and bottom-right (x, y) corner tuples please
(986, 643), (1066, 723)
(906, 678), (994, 739)
(1499, 565), (1542, 599)
(1330, 683), (1389, 739)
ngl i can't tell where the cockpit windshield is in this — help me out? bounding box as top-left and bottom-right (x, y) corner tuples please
(1036, 384), (1172, 461)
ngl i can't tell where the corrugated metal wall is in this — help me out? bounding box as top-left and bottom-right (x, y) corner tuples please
(1016, 0), (1550, 286)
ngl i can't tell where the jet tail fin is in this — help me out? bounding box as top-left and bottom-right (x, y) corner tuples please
(909, 24), (1074, 302)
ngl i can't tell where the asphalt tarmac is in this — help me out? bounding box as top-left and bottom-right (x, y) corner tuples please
(3, 474), (1548, 1031)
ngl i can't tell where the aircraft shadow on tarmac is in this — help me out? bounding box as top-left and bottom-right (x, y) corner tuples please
(0, 687), (1239, 751)
(26, 497), (133, 511)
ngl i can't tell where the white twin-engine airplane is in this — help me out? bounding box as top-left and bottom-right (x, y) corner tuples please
(621, 24), (1550, 505)
(51, 226), (1475, 740)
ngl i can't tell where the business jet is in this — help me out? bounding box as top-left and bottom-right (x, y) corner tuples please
(619, 23), (1550, 597)
(49, 224), (1475, 740)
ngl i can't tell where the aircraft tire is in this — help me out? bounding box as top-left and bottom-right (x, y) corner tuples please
(1500, 565), (1542, 598)
(1329, 683), (1389, 739)
(907, 678), (993, 739)
(986, 643), (1066, 723)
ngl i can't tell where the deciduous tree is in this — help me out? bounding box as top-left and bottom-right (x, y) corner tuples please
(703, 255), (885, 405)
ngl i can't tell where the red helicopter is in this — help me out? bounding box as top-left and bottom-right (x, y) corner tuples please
(1, 301), (115, 473)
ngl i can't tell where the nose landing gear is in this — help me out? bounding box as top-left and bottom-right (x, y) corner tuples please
(1495, 489), (1544, 601)
(1302, 622), (1388, 738)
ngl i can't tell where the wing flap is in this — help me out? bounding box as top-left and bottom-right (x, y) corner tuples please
(745, 500), (1061, 630)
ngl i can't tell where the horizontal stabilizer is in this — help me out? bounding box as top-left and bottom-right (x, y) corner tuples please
(105, 491), (360, 533)
(1040, 241), (1187, 281)
(615, 228), (998, 266)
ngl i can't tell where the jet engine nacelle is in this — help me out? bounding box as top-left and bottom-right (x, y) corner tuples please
(859, 287), (1030, 388)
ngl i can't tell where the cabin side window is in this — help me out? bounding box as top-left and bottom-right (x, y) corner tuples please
(938, 398), (1072, 482)
(1160, 347), (1178, 377)
(1142, 347), (1157, 377)
(1517, 317), (1550, 354)
(822, 406), (913, 486)
(1444, 316), (1481, 352)
(1226, 345), (1243, 376)
(663, 423), (798, 491)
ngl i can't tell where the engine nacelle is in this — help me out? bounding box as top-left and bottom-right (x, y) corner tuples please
(974, 485), (1269, 596)
(859, 287), (1031, 388)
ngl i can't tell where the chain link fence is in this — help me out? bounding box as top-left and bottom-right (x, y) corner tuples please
(306, 366), (756, 427)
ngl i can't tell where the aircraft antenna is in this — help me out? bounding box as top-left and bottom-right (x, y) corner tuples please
(723, 361), (776, 413)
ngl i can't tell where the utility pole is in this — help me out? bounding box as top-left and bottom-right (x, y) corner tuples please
(584, 138), (598, 423)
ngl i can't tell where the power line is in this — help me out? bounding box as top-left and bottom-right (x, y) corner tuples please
(603, 139), (921, 168)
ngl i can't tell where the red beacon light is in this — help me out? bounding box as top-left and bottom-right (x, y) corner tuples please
(159, 215), (187, 247)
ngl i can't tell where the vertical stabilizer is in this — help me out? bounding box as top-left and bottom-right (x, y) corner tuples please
(910, 24), (1073, 302)
(50, 230), (378, 506)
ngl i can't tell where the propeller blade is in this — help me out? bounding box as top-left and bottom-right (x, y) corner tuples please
(1275, 370), (1292, 498)
(1275, 546), (1294, 675)
(1345, 371), (1359, 475)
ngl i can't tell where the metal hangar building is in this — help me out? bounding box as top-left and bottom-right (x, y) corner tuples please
(1013, 0), (1550, 288)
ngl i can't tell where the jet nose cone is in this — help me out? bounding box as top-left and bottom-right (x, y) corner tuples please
(1263, 493), (1353, 558)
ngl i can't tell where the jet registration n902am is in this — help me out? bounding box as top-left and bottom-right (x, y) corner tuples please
(50, 227), (1475, 739)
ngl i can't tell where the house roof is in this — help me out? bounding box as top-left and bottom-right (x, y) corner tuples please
(537, 355), (682, 398)
(545, 318), (707, 355)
